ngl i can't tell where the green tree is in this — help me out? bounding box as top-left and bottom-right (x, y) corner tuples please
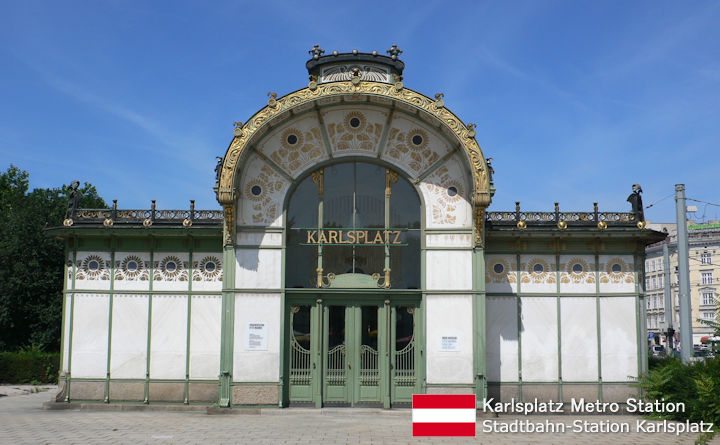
(0, 165), (106, 351)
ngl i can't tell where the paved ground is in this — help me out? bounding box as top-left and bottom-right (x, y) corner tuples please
(0, 387), (717, 444)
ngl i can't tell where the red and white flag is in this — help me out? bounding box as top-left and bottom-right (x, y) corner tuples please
(412, 394), (476, 436)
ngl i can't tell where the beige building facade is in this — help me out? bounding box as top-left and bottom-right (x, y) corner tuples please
(645, 222), (720, 346)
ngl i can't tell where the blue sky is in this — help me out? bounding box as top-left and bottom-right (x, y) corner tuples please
(1, 1), (718, 222)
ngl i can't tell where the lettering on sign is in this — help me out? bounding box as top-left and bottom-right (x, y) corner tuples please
(440, 335), (460, 352)
(302, 229), (405, 246)
(246, 322), (268, 351)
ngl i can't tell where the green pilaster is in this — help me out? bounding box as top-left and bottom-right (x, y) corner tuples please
(516, 252), (522, 400)
(219, 243), (236, 406)
(105, 242), (116, 403)
(556, 251), (562, 402)
(65, 244), (78, 402)
(595, 250), (602, 402)
(472, 247), (487, 401)
(144, 249), (154, 403)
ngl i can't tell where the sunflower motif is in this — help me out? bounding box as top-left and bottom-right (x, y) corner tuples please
(406, 129), (428, 151)
(280, 128), (304, 150)
(121, 255), (143, 279)
(488, 259), (511, 283)
(526, 258), (553, 283)
(443, 180), (463, 203)
(245, 180), (265, 201)
(344, 111), (366, 132)
(159, 255), (183, 279)
(198, 256), (221, 280)
(82, 255), (105, 278)
(565, 258), (592, 283)
(606, 257), (628, 275)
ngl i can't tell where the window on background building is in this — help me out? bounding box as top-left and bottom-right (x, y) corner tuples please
(702, 312), (716, 321)
(652, 276), (657, 289)
(701, 271), (713, 285)
(702, 291), (715, 306)
(659, 313), (665, 323)
(658, 296), (664, 309)
(645, 278), (650, 290)
(647, 298), (651, 309)
(659, 258), (663, 270)
(701, 252), (712, 265)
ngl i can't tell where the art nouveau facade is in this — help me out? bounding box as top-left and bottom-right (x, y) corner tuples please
(49, 48), (664, 408)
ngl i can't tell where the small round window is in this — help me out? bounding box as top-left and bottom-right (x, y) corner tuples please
(411, 134), (423, 145)
(611, 263), (622, 273)
(493, 263), (504, 274)
(349, 117), (361, 128)
(286, 134), (298, 145)
(126, 260), (139, 272)
(205, 261), (216, 273)
(572, 263), (584, 274)
(165, 261), (177, 272)
(87, 260), (100, 271)
(251, 185), (262, 196)
(532, 263), (544, 274)
(447, 186), (458, 197)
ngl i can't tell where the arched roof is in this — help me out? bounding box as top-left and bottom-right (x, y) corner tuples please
(217, 80), (492, 246)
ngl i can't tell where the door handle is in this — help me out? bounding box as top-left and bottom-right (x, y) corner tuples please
(348, 362), (351, 370)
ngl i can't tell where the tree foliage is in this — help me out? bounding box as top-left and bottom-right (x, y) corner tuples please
(0, 165), (106, 352)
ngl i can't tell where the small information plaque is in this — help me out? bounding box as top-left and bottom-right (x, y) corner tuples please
(440, 335), (459, 352)
(246, 322), (268, 351)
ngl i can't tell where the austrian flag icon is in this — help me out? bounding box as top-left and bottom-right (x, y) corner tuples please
(412, 394), (476, 436)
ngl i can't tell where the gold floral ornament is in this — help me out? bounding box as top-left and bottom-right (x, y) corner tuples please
(120, 255), (144, 279)
(198, 256), (221, 280)
(82, 255), (105, 278)
(523, 258), (555, 284)
(562, 258), (594, 284)
(487, 259), (515, 283)
(159, 255), (183, 279)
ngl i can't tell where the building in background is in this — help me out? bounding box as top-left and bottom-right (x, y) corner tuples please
(645, 222), (720, 346)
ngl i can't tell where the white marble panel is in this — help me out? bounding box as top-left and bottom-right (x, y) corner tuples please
(559, 255), (596, 294)
(520, 297), (558, 382)
(426, 294), (474, 384)
(599, 255), (636, 293)
(486, 297), (519, 382)
(426, 250), (472, 291)
(321, 106), (388, 158)
(236, 231), (283, 247)
(74, 251), (112, 290)
(425, 233), (472, 248)
(150, 295), (188, 380)
(520, 254), (557, 293)
(237, 154), (290, 227)
(233, 293), (281, 382)
(153, 252), (190, 291)
(419, 154), (472, 229)
(255, 114), (328, 179)
(113, 252), (151, 291)
(561, 297), (598, 382)
(486, 254), (518, 294)
(71, 293), (109, 378)
(600, 297), (638, 381)
(110, 294), (148, 379)
(189, 295), (222, 379)
(236, 248), (281, 289)
(382, 114), (454, 178)
(191, 252), (223, 292)
(61, 294), (72, 373)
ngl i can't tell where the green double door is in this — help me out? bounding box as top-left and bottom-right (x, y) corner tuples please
(287, 299), (419, 407)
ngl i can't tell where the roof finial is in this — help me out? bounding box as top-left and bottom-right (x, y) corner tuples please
(386, 45), (403, 60)
(309, 45), (325, 60)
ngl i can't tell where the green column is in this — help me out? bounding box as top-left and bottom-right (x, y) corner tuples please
(219, 243), (236, 406)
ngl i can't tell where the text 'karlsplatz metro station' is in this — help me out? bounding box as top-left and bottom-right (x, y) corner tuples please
(48, 46), (665, 408)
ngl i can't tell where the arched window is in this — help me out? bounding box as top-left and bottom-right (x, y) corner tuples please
(286, 162), (420, 289)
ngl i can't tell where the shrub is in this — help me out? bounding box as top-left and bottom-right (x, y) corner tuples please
(637, 357), (720, 443)
(0, 347), (59, 384)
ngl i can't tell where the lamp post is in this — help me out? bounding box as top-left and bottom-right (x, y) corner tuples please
(675, 184), (693, 363)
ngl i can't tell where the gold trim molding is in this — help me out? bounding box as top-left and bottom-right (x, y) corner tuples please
(217, 80), (492, 246)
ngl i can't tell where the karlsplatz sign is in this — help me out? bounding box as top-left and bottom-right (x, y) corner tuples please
(301, 229), (406, 246)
